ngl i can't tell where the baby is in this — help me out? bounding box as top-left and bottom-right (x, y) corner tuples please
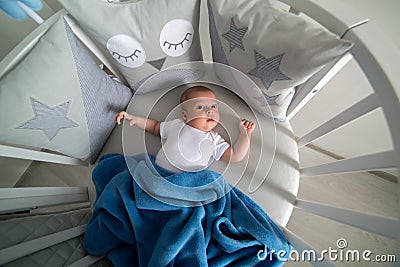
(116, 86), (255, 173)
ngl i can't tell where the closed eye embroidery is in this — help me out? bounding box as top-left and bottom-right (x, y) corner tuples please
(163, 33), (192, 50)
(112, 49), (142, 62)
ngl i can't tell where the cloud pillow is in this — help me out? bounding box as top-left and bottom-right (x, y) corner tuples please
(58, 0), (203, 90)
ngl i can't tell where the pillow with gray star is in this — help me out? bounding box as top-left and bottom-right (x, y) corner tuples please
(207, 0), (353, 121)
(0, 15), (132, 163)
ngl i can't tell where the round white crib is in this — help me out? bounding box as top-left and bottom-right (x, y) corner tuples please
(0, 0), (398, 266)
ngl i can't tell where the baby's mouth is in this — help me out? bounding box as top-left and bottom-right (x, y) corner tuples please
(206, 118), (214, 122)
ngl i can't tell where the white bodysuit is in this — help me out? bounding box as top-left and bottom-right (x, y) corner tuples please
(155, 119), (230, 173)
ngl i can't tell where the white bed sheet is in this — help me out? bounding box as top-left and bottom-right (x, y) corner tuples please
(97, 83), (299, 227)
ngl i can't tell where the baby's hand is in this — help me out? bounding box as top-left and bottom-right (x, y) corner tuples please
(115, 111), (136, 126)
(239, 119), (255, 136)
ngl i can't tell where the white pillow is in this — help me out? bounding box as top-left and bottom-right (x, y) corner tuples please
(207, 0), (353, 121)
(59, 0), (203, 89)
(0, 16), (132, 163)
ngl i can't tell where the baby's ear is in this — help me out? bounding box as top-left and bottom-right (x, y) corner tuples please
(181, 110), (187, 121)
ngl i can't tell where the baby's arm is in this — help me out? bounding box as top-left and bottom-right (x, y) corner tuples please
(220, 119), (255, 163)
(115, 111), (160, 136)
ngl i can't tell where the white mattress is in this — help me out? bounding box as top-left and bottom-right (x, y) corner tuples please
(0, 82), (299, 266)
(99, 83), (299, 227)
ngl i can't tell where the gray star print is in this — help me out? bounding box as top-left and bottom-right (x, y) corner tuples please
(222, 18), (248, 52)
(17, 98), (79, 140)
(249, 51), (291, 90)
(255, 94), (280, 106)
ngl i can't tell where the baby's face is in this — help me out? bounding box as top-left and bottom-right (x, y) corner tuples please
(181, 91), (220, 132)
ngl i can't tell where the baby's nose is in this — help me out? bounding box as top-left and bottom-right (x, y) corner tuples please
(206, 108), (213, 114)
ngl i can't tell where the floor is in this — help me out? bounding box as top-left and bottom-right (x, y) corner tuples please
(16, 144), (398, 266)
(285, 146), (398, 267)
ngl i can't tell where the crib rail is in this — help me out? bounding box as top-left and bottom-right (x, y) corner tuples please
(281, 0), (400, 265)
(287, 53), (353, 121)
(0, 187), (89, 214)
(295, 199), (398, 239)
(0, 186), (92, 266)
(0, 9), (101, 266)
(296, 94), (380, 148)
(300, 150), (397, 176)
(67, 255), (105, 267)
(0, 144), (86, 166)
(0, 225), (86, 265)
(344, 26), (400, 158)
(279, 0), (368, 36)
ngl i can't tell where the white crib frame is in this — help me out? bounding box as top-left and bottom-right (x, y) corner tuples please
(0, 0), (399, 266)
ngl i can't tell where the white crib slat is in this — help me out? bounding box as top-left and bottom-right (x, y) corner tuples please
(68, 255), (105, 267)
(301, 151), (396, 176)
(0, 225), (86, 265)
(0, 187), (89, 214)
(0, 144), (87, 166)
(295, 199), (398, 239)
(287, 53), (353, 121)
(297, 94), (379, 148)
(0, 186), (87, 198)
(283, 228), (335, 266)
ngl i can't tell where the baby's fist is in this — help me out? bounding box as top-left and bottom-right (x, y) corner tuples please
(239, 119), (255, 136)
(115, 111), (127, 125)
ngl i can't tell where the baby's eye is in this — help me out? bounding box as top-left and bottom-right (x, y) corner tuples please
(211, 104), (218, 109)
(197, 105), (205, 110)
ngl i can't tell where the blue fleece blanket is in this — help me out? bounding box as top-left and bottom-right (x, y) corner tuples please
(84, 153), (292, 266)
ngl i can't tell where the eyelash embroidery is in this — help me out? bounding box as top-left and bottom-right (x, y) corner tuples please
(112, 49), (142, 62)
(163, 33), (192, 50)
